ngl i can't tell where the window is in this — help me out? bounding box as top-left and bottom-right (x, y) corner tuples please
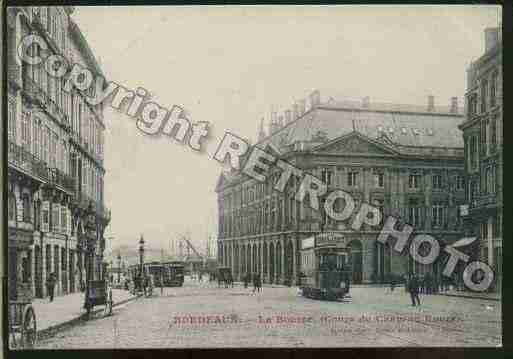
(8, 194), (16, 221)
(374, 172), (384, 188)
(321, 168), (332, 186)
(485, 166), (495, 194)
(22, 193), (31, 222)
(54, 245), (59, 280)
(49, 133), (54, 168)
(490, 72), (498, 107)
(8, 99), (16, 141)
(490, 118), (497, 150)
(432, 174), (442, 190)
(469, 136), (478, 170)
(432, 202), (445, 228)
(408, 199), (421, 227)
(61, 206), (67, 233)
(21, 113), (31, 151)
(480, 120), (488, 155)
(409, 174), (421, 189)
(456, 175), (465, 191)
(468, 93), (477, 117)
(33, 120), (40, 159)
(52, 203), (60, 232)
(347, 171), (358, 187)
(61, 247), (66, 272)
(492, 215), (501, 239)
(480, 79), (488, 113)
(34, 201), (41, 230)
(42, 127), (49, 164)
(46, 245), (51, 274)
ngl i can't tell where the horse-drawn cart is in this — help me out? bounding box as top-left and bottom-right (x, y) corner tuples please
(9, 300), (37, 348)
(84, 280), (113, 318)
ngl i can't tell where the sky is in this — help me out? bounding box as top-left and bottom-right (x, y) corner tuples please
(69, 5), (501, 259)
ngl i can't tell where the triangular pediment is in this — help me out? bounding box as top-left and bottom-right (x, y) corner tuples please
(312, 131), (398, 156)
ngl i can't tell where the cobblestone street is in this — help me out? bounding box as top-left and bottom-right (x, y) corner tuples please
(37, 278), (501, 348)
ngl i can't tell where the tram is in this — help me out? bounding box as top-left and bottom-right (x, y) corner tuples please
(129, 262), (184, 288)
(299, 232), (351, 301)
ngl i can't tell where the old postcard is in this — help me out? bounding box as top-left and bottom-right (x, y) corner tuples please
(5, 5), (502, 349)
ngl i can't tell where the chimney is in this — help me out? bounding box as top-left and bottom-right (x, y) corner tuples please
(292, 103), (299, 120)
(484, 27), (499, 53)
(309, 89), (320, 108)
(269, 112), (279, 134)
(285, 109), (292, 124)
(277, 115), (284, 128)
(450, 97), (458, 114)
(258, 117), (266, 141)
(427, 95), (435, 112)
(298, 99), (306, 116)
(362, 96), (370, 109)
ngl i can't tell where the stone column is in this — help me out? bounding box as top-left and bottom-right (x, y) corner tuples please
(260, 241), (264, 278)
(41, 240), (47, 297)
(280, 239), (285, 285)
(292, 238), (297, 285)
(30, 243), (36, 297)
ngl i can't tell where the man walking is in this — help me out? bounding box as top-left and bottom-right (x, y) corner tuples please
(46, 273), (56, 302)
(253, 273), (261, 293)
(408, 275), (421, 307)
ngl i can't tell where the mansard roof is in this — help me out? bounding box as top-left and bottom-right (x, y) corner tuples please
(256, 100), (464, 152)
(216, 99), (465, 191)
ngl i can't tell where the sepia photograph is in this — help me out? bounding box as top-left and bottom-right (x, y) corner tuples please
(4, 4), (502, 349)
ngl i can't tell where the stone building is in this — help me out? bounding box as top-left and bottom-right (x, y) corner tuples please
(7, 7), (110, 300)
(216, 91), (466, 285)
(459, 27), (502, 291)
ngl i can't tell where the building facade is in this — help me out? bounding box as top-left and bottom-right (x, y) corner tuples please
(7, 6), (110, 300)
(459, 27), (502, 291)
(216, 91), (466, 285)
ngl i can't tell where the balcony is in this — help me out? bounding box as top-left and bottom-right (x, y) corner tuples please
(22, 74), (69, 129)
(471, 194), (498, 209)
(8, 140), (49, 182)
(73, 191), (111, 223)
(48, 168), (75, 194)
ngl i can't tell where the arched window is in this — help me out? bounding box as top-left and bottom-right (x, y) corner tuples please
(8, 193), (16, 222)
(22, 193), (31, 222)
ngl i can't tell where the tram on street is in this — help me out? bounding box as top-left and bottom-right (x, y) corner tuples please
(299, 232), (352, 301)
(128, 262), (184, 289)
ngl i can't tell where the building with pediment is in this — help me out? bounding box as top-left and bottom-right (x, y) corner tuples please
(215, 91), (466, 285)
(7, 7), (110, 300)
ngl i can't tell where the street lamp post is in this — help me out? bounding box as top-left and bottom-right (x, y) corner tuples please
(83, 203), (97, 315)
(139, 234), (145, 278)
(117, 252), (122, 284)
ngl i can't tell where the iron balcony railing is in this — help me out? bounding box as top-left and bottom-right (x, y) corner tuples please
(74, 191), (111, 222)
(8, 140), (49, 181)
(471, 194), (498, 209)
(23, 73), (70, 129)
(48, 167), (75, 194)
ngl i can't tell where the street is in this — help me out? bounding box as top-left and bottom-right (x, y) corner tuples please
(37, 277), (501, 348)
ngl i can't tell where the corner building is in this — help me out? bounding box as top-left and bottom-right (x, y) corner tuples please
(216, 92), (466, 285)
(459, 27), (502, 292)
(7, 7), (110, 300)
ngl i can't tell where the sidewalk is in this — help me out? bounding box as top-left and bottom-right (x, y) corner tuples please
(437, 289), (500, 301)
(33, 289), (137, 337)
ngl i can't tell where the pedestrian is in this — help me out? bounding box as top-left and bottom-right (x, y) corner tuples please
(408, 275), (421, 307)
(252, 273), (261, 293)
(390, 275), (396, 293)
(46, 273), (56, 302)
(244, 273), (249, 289)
